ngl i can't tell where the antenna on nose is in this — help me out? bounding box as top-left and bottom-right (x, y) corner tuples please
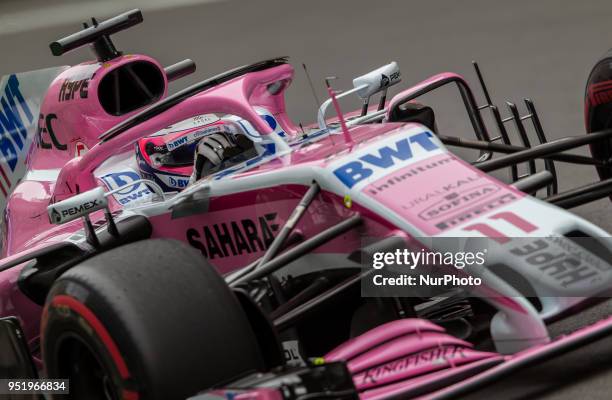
(325, 77), (353, 145)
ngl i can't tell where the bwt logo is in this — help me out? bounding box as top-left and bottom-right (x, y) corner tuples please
(167, 136), (188, 150)
(102, 171), (152, 205)
(168, 176), (189, 188)
(333, 131), (438, 188)
(0, 75), (34, 172)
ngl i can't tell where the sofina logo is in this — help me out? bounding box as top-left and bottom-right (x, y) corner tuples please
(333, 131), (438, 188)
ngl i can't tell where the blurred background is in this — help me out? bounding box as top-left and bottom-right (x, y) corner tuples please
(3, 0), (612, 229)
(3, 1), (612, 398)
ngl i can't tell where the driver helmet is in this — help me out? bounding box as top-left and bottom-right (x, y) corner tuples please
(135, 108), (285, 191)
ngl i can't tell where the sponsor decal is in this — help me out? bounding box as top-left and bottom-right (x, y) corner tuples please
(380, 74), (390, 87)
(261, 112), (286, 137)
(51, 199), (100, 221)
(0, 70), (64, 204)
(192, 114), (219, 126)
(101, 169), (154, 206)
(50, 207), (61, 223)
(37, 113), (67, 150)
(186, 213), (279, 259)
(359, 345), (467, 385)
(419, 184), (500, 221)
(166, 124), (231, 151)
(282, 340), (305, 367)
(167, 135), (188, 150)
(167, 175), (189, 189)
(152, 172), (190, 190)
(380, 70), (400, 88)
(151, 144), (167, 153)
(58, 76), (90, 102)
(363, 154), (521, 234)
(367, 156), (455, 196)
(211, 145), (275, 180)
(151, 114), (220, 137)
(434, 193), (517, 230)
(74, 141), (88, 157)
(333, 131), (439, 188)
(509, 236), (611, 288)
(48, 187), (107, 224)
(0, 75), (34, 196)
(409, 174), (483, 207)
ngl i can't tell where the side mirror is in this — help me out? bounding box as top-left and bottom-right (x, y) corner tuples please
(317, 62), (402, 129)
(48, 187), (107, 225)
(352, 61), (401, 100)
(47, 186), (115, 247)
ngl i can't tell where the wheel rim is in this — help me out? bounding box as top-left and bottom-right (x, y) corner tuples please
(57, 334), (120, 400)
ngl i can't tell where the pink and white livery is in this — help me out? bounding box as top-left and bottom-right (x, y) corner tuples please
(1, 9), (612, 400)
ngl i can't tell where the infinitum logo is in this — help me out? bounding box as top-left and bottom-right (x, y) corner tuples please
(367, 156), (453, 196)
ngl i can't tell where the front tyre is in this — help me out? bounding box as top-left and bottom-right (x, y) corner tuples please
(585, 48), (612, 181)
(42, 239), (265, 400)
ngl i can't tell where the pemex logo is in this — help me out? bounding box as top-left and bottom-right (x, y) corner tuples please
(380, 74), (390, 88)
(380, 70), (400, 89)
(50, 207), (62, 224)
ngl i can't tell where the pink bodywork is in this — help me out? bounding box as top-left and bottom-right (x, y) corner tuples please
(0, 58), (412, 355)
(0, 51), (609, 399)
(325, 319), (502, 397)
(5, 54), (169, 256)
(363, 153), (525, 235)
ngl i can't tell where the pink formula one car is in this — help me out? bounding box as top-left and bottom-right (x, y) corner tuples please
(2, 9), (612, 400)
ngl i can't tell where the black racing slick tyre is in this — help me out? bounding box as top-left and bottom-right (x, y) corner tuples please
(585, 48), (612, 181)
(42, 239), (265, 400)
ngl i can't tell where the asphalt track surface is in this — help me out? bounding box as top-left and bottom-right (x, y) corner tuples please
(2, 0), (612, 399)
